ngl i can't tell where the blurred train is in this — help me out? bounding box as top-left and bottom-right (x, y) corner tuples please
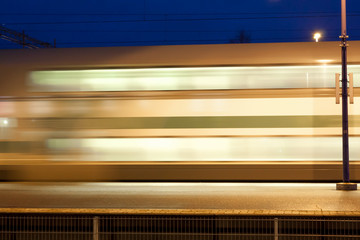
(1, 41), (360, 181)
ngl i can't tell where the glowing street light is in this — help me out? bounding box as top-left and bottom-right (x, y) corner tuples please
(313, 32), (321, 42)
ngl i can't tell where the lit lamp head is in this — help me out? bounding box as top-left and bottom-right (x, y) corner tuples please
(313, 32), (321, 42)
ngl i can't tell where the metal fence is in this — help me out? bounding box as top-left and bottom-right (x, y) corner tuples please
(1, 214), (360, 240)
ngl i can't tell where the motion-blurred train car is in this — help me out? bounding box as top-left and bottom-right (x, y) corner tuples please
(0, 41), (360, 181)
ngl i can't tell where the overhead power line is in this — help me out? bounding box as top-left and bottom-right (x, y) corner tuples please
(1, 33), (359, 49)
(23, 28), (342, 33)
(0, 25), (54, 48)
(2, 10), (360, 16)
(5, 13), (360, 25)
(57, 36), (342, 46)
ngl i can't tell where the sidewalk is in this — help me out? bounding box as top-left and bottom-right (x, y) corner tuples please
(0, 182), (359, 216)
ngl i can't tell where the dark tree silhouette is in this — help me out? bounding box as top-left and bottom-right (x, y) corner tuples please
(230, 30), (251, 43)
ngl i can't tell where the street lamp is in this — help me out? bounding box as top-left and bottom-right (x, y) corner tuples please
(336, 0), (357, 190)
(313, 32), (321, 42)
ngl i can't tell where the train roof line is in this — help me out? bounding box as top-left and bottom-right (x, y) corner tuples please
(1, 41), (360, 67)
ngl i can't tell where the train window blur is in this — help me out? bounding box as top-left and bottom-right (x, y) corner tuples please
(44, 137), (360, 162)
(0, 118), (17, 139)
(29, 65), (360, 92)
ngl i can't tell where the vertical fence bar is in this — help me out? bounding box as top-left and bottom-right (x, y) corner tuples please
(107, 216), (110, 240)
(93, 216), (99, 240)
(274, 218), (278, 240)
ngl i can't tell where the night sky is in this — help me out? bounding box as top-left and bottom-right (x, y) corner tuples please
(1, 0), (360, 49)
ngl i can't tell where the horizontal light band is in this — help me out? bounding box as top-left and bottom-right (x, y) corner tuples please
(29, 65), (360, 92)
(45, 136), (359, 162)
(15, 115), (360, 129)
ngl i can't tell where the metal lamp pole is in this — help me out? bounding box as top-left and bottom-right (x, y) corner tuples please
(336, 0), (357, 190)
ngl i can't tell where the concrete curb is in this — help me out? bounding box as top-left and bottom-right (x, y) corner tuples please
(0, 208), (359, 217)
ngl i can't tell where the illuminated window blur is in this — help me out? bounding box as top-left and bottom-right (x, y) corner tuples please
(44, 137), (360, 162)
(0, 118), (17, 140)
(29, 65), (360, 92)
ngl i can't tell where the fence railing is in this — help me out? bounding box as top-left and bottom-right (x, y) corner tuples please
(1, 214), (360, 240)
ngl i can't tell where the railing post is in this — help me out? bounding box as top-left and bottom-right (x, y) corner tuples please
(93, 216), (99, 240)
(274, 218), (279, 240)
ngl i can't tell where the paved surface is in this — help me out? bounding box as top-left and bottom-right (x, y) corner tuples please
(0, 182), (359, 216)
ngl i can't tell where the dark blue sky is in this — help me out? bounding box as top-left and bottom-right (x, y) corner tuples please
(1, 0), (360, 48)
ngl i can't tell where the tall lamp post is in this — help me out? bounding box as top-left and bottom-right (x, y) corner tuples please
(336, 0), (357, 190)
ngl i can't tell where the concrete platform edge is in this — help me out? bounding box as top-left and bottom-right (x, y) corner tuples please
(0, 208), (358, 217)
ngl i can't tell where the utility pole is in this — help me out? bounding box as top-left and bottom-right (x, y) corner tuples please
(0, 25), (54, 49)
(336, 0), (357, 190)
